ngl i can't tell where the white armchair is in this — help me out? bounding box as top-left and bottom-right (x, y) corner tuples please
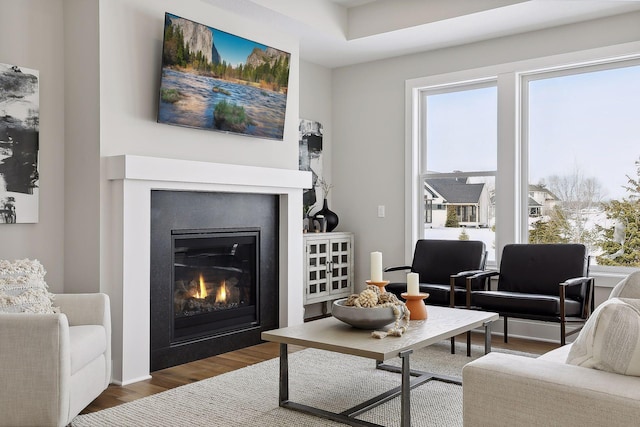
(0, 293), (111, 427)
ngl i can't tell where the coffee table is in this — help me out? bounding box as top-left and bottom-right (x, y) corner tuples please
(261, 305), (498, 427)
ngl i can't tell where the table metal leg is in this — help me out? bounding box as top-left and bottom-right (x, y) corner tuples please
(399, 349), (413, 427)
(484, 320), (492, 354)
(279, 343), (288, 405)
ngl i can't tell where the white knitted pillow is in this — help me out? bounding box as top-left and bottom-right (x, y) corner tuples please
(566, 297), (640, 376)
(0, 259), (57, 314)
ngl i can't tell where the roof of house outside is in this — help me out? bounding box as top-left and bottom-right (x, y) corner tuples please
(426, 178), (485, 204)
(529, 184), (560, 200)
(528, 196), (542, 207)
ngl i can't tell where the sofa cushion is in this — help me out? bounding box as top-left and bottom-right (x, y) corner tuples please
(69, 325), (107, 375)
(566, 297), (640, 376)
(609, 271), (640, 299)
(0, 259), (57, 314)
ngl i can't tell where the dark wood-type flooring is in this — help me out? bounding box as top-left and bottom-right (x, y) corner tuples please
(82, 331), (558, 414)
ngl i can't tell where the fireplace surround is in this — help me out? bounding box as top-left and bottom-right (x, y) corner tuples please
(105, 155), (311, 385)
(150, 190), (279, 371)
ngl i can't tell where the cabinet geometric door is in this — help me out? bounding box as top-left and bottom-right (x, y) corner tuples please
(303, 232), (354, 305)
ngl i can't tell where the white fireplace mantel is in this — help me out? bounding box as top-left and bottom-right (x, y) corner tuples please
(105, 155), (312, 385)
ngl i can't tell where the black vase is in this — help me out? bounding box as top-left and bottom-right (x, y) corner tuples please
(316, 199), (339, 232)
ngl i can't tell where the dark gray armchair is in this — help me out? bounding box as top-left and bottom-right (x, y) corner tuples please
(385, 239), (487, 355)
(385, 239), (487, 306)
(468, 243), (594, 346)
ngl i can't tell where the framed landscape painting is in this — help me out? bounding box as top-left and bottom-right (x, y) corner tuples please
(0, 63), (39, 224)
(157, 13), (291, 140)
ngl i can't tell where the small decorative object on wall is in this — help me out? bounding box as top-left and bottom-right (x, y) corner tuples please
(299, 119), (323, 211)
(0, 63), (39, 224)
(157, 13), (291, 140)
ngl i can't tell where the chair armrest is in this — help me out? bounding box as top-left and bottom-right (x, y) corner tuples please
(465, 270), (499, 292)
(54, 293), (112, 385)
(559, 277), (595, 318)
(560, 276), (591, 287)
(451, 269), (485, 279)
(468, 270), (499, 281)
(0, 314), (71, 426)
(463, 352), (640, 427)
(383, 265), (411, 273)
(54, 293), (110, 327)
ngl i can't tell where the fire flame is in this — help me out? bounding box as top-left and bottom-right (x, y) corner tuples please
(215, 281), (227, 303)
(195, 274), (208, 299)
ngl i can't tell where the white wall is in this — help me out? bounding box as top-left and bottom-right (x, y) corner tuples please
(0, 0), (66, 291)
(331, 11), (640, 292)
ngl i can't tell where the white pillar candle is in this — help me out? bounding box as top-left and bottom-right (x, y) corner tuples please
(370, 251), (383, 282)
(407, 272), (420, 295)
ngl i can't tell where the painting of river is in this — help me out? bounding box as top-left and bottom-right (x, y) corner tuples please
(158, 69), (287, 139)
(156, 13), (290, 140)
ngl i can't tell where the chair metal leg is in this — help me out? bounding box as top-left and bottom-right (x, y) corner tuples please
(503, 316), (508, 343)
(450, 337), (455, 354)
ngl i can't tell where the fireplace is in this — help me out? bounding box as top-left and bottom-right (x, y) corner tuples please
(106, 155), (310, 385)
(150, 190), (279, 371)
(172, 229), (259, 341)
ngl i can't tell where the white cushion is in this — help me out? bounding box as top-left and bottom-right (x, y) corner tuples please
(0, 259), (57, 314)
(609, 270), (640, 299)
(566, 297), (640, 376)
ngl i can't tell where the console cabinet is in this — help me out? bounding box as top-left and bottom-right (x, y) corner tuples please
(303, 232), (354, 306)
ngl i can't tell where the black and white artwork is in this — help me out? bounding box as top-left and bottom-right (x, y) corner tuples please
(298, 119), (323, 213)
(0, 63), (39, 224)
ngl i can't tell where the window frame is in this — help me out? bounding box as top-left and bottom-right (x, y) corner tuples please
(406, 44), (640, 273)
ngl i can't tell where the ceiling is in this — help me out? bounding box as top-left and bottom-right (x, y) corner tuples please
(203, 0), (640, 68)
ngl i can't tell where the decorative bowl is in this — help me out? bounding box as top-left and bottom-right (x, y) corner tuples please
(331, 298), (403, 329)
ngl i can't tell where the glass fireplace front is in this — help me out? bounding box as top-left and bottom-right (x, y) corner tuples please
(172, 228), (259, 342)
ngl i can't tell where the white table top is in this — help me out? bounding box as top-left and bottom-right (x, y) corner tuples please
(261, 305), (498, 361)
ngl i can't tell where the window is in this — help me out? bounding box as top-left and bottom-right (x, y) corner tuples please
(409, 50), (640, 271)
(525, 62), (640, 266)
(420, 83), (497, 261)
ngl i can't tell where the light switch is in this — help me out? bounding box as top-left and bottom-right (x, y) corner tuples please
(377, 205), (385, 218)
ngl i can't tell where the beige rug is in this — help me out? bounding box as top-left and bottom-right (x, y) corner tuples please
(71, 342), (534, 427)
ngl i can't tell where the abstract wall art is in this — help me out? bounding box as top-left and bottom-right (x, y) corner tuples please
(0, 63), (39, 224)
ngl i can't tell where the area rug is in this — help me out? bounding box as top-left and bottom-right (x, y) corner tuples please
(71, 342), (534, 427)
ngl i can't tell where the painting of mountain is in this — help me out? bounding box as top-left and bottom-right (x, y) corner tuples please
(157, 13), (291, 140)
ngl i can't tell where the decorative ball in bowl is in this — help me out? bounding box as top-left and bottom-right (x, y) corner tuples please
(332, 298), (403, 329)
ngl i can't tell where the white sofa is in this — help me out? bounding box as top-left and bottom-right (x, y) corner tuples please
(463, 271), (640, 427)
(0, 293), (111, 427)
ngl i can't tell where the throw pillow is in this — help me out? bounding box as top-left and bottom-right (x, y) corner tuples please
(566, 297), (640, 376)
(0, 259), (58, 314)
(609, 270), (640, 299)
